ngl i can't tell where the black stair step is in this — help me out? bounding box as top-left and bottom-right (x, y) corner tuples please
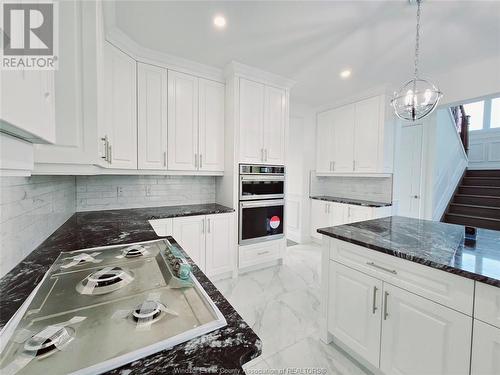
(466, 169), (500, 178)
(448, 204), (500, 219)
(444, 213), (500, 231)
(453, 194), (500, 207)
(458, 186), (500, 197)
(462, 177), (500, 187)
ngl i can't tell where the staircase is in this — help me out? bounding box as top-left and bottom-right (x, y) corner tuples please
(443, 169), (500, 231)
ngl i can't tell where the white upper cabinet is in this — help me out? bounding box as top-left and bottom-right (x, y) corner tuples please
(316, 95), (393, 175)
(239, 78), (265, 163)
(137, 63), (168, 170)
(0, 69), (55, 144)
(331, 104), (355, 172)
(354, 96), (381, 173)
(316, 111), (334, 174)
(167, 71), (199, 171)
(102, 42), (137, 169)
(263, 86), (286, 165)
(239, 78), (286, 165)
(199, 79), (225, 172)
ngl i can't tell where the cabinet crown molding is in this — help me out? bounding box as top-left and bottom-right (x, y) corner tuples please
(224, 61), (295, 89)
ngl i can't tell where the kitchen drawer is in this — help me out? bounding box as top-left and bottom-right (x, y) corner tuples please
(329, 238), (474, 315)
(474, 282), (500, 329)
(148, 218), (173, 236)
(239, 240), (282, 268)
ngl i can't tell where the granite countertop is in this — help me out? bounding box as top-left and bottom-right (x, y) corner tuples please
(310, 195), (392, 208)
(0, 203), (260, 374)
(318, 215), (500, 287)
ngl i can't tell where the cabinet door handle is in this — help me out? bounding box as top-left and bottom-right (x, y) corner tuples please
(202, 219), (205, 234)
(324, 204), (327, 214)
(101, 136), (108, 161)
(257, 250), (270, 256)
(384, 291), (389, 320)
(195, 153), (198, 168)
(207, 218), (211, 234)
(353, 160), (356, 170)
(366, 261), (397, 275)
(372, 286), (378, 314)
(163, 151), (167, 167)
(108, 144), (112, 164)
(261, 148), (264, 162)
(199, 154), (203, 169)
(327, 204), (331, 213)
(265, 149), (268, 162)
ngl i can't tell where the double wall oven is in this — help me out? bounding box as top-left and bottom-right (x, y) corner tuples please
(239, 164), (285, 245)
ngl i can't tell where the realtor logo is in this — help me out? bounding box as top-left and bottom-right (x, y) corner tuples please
(1, 1), (58, 69)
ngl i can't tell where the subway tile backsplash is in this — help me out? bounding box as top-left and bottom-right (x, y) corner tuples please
(0, 176), (76, 277)
(76, 175), (216, 211)
(309, 172), (393, 203)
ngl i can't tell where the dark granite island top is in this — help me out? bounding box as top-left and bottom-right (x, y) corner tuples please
(310, 195), (392, 208)
(0, 204), (261, 374)
(318, 215), (500, 288)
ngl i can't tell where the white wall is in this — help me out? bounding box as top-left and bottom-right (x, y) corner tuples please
(0, 176), (76, 277)
(468, 128), (500, 170)
(286, 102), (315, 243)
(77, 175), (216, 211)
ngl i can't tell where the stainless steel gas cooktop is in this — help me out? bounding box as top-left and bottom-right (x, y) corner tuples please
(0, 238), (226, 375)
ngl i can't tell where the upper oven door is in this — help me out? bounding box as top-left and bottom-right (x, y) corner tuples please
(239, 175), (285, 200)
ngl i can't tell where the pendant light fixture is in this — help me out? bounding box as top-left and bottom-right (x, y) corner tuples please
(391, 0), (443, 121)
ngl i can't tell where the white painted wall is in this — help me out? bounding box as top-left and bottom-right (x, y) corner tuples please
(468, 128), (500, 170)
(286, 102), (315, 243)
(393, 108), (468, 221)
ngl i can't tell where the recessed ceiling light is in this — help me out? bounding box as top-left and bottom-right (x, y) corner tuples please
(213, 15), (226, 29)
(340, 69), (351, 79)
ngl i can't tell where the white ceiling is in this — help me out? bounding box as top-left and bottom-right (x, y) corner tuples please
(111, 0), (500, 108)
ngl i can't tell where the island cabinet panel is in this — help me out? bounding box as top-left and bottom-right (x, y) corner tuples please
(474, 282), (500, 329)
(471, 319), (500, 375)
(328, 262), (383, 368)
(205, 213), (235, 277)
(380, 283), (472, 375)
(329, 239), (474, 315)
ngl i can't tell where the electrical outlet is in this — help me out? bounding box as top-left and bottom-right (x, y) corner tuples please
(146, 186), (151, 196)
(117, 187), (123, 197)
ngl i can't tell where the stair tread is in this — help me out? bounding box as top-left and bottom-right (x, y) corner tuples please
(455, 194), (500, 198)
(464, 177), (500, 179)
(445, 213), (500, 222)
(459, 185), (500, 188)
(450, 203), (500, 210)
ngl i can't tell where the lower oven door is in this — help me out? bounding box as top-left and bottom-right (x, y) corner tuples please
(239, 199), (285, 245)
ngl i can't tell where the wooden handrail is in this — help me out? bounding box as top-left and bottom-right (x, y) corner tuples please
(450, 105), (469, 155)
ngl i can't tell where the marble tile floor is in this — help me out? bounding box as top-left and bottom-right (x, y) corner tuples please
(213, 243), (370, 375)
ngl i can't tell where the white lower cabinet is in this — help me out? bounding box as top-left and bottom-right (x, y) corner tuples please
(328, 262), (382, 367)
(205, 213), (235, 276)
(328, 260), (473, 375)
(380, 283), (471, 375)
(169, 213), (235, 278)
(471, 319), (500, 375)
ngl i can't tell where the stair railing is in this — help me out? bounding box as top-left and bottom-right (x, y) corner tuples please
(450, 105), (470, 155)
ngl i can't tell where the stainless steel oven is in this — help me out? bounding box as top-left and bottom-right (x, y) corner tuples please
(239, 164), (285, 201)
(239, 199), (285, 245)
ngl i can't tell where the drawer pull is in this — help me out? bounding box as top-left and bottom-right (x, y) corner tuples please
(367, 262), (397, 275)
(257, 251), (270, 256)
(372, 286), (378, 314)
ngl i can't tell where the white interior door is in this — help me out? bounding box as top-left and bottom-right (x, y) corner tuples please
(398, 124), (423, 218)
(263, 85), (286, 164)
(328, 262), (383, 368)
(239, 78), (264, 163)
(198, 78), (224, 172)
(354, 96), (380, 172)
(172, 216), (206, 271)
(167, 71), (199, 171)
(380, 283), (472, 375)
(332, 104), (355, 172)
(137, 63), (168, 170)
(205, 213), (234, 277)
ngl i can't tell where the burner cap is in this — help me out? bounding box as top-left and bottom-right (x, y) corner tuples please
(87, 266), (127, 287)
(24, 327), (74, 357)
(77, 266), (133, 295)
(132, 300), (163, 323)
(124, 247), (144, 258)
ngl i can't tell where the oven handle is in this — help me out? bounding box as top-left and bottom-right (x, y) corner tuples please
(240, 199), (285, 208)
(240, 175), (285, 181)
